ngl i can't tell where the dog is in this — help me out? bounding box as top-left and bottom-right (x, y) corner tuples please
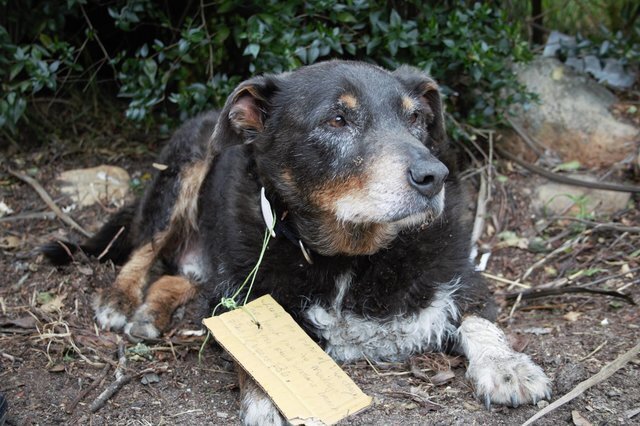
(44, 60), (551, 424)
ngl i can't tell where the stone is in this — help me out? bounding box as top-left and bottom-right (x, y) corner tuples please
(533, 174), (631, 215)
(513, 58), (639, 168)
(534, 179), (632, 216)
(57, 165), (131, 207)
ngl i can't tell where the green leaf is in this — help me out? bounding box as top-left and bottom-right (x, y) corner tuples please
(553, 160), (581, 172)
(244, 43), (260, 59)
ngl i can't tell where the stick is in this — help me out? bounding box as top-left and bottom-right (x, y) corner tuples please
(89, 339), (128, 412)
(0, 211), (56, 222)
(8, 169), (92, 238)
(97, 226), (125, 260)
(522, 341), (640, 426)
(495, 146), (640, 194)
(66, 364), (110, 413)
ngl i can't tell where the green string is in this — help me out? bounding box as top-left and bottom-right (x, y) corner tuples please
(198, 213), (275, 362)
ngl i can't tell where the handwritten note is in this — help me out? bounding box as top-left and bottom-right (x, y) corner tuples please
(203, 295), (372, 425)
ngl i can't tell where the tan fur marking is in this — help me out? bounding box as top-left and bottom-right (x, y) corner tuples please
(421, 81), (439, 93)
(113, 242), (158, 307)
(319, 220), (394, 255)
(339, 94), (358, 109)
(143, 275), (197, 330)
(402, 96), (416, 112)
(311, 175), (365, 208)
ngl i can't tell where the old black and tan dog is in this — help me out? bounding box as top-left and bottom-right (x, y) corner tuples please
(44, 60), (550, 424)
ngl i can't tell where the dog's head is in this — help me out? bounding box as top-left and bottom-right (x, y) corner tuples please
(213, 61), (451, 256)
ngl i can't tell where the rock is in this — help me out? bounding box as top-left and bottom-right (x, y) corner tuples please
(513, 58), (639, 168)
(533, 174), (631, 215)
(57, 165), (131, 207)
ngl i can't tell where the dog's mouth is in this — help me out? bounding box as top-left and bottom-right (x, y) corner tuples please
(333, 186), (446, 228)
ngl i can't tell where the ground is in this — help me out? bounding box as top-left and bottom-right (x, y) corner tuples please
(0, 106), (638, 425)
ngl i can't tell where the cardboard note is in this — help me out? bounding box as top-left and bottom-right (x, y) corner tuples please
(203, 295), (372, 425)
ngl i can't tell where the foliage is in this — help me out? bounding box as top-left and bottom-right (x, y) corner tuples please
(0, 0), (535, 138)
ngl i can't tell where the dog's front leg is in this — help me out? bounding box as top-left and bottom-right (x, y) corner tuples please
(456, 315), (551, 408)
(237, 367), (287, 426)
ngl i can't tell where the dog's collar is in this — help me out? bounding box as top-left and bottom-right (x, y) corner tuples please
(260, 188), (313, 264)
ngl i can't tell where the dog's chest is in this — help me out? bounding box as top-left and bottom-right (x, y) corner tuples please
(304, 272), (461, 362)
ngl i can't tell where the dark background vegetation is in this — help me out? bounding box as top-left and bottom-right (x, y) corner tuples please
(0, 0), (638, 146)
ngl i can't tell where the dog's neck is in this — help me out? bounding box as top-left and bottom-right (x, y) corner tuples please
(262, 187), (398, 257)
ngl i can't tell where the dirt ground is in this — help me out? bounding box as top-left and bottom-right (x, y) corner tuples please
(1, 110), (639, 425)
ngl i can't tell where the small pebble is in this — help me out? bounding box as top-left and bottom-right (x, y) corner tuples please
(216, 412), (229, 418)
(537, 400), (549, 409)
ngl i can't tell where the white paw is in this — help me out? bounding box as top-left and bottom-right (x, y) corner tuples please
(93, 300), (127, 330)
(241, 385), (285, 426)
(466, 351), (551, 408)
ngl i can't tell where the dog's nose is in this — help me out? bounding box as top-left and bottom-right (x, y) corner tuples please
(408, 158), (448, 197)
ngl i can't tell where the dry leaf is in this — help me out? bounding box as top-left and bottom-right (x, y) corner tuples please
(572, 410), (592, 426)
(0, 315), (37, 329)
(564, 311), (582, 322)
(48, 364), (66, 373)
(77, 265), (94, 276)
(0, 235), (21, 249)
(431, 370), (455, 385)
(152, 162), (168, 170)
(40, 294), (66, 313)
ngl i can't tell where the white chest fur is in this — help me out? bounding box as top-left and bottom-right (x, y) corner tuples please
(304, 273), (460, 362)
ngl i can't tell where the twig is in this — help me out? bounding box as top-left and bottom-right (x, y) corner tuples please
(0, 211), (56, 222)
(8, 169), (92, 238)
(66, 364), (110, 413)
(522, 237), (576, 281)
(97, 226), (125, 260)
(579, 340), (607, 362)
(482, 272), (531, 289)
(471, 172), (488, 247)
(89, 339), (128, 412)
(551, 216), (640, 234)
(505, 116), (548, 157)
(522, 341), (640, 426)
(495, 146), (640, 193)
(504, 287), (635, 305)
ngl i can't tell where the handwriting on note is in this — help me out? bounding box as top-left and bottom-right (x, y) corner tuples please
(203, 295), (372, 425)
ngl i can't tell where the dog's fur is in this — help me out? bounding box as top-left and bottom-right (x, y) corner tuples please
(44, 61), (550, 424)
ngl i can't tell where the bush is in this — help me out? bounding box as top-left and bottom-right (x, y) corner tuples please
(0, 0), (534, 137)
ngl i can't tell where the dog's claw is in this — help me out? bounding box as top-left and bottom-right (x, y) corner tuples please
(484, 394), (491, 410)
(544, 389), (552, 401)
(532, 395), (538, 405)
(510, 395), (519, 408)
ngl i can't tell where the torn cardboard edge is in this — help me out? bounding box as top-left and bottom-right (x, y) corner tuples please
(203, 295), (372, 425)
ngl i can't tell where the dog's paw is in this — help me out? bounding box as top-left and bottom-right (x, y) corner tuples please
(240, 383), (286, 426)
(92, 290), (132, 331)
(466, 351), (551, 409)
(124, 304), (161, 342)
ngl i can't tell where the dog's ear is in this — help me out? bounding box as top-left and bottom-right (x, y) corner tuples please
(392, 66), (446, 147)
(212, 75), (279, 150)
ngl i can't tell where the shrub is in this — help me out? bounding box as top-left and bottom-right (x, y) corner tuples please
(1, 0), (534, 138)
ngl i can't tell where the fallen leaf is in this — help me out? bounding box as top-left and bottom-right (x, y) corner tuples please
(0, 315), (37, 329)
(572, 410), (592, 426)
(564, 311), (582, 322)
(141, 372), (160, 385)
(48, 364), (66, 373)
(431, 370), (455, 385)
(77, 265), (94, 276)
(152, 163), (168, 171)
(0, 236), (21, 249)
(40, 294), (66, 313)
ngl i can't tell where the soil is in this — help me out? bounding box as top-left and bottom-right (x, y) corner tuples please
(1, 111), (639, 426)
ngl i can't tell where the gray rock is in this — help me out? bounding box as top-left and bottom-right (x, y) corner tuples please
(512, 58), (639, 168)
(533, 174), (631, 215)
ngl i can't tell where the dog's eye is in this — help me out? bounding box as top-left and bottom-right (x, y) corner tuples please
(409, 111), (420, 125)
(328, 115), (347, 128)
